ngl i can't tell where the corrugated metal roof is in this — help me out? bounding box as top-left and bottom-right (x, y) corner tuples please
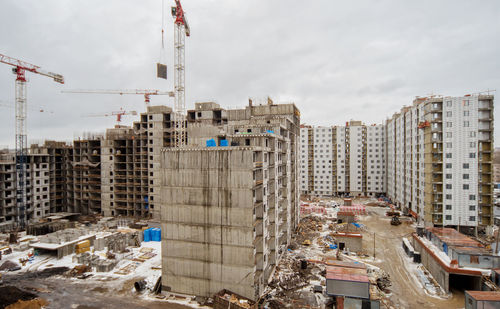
(466, 290), (500, 301)
(326, 266), (369, 283)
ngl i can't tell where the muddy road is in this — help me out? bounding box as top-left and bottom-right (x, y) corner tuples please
(358, 207), (464, 309)
(1, 271), (192, 309)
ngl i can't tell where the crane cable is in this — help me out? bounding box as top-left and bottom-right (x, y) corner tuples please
(159, 0), (166, 64)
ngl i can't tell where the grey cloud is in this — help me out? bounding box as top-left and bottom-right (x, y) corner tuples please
(0, 0), (499, 147)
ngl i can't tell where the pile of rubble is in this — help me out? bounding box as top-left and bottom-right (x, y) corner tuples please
(264, 251), (326, 307)
(293, 215), (326, 247)
(367, 265), (392, 294)
(72, 252), (119, 273)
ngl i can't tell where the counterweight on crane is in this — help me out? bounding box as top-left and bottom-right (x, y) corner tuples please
(0, 53), (64, 229)
(62, 89), (174, 109)
(171, 0), (190, 147)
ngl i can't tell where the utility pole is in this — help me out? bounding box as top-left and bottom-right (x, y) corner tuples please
(373, 232), (376, 260)
(495, 228), (500, 256)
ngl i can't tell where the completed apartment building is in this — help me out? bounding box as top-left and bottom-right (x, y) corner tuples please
(387, 95), (495, 231)
(299, 121), (386, 197)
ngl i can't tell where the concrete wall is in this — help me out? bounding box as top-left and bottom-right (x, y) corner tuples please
(412, 236), (450, 292)
(336, 236), (362, 252)
(161, 148), (259, 300)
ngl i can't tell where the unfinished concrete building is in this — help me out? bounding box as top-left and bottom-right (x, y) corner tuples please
(0, 149), (51, 231)
(101, 126), (149, 217)
(160, 101), (300, 300)
(100, 105), (177, 219)
(31, 141), (72, 214)
(66, 135), (102, 215)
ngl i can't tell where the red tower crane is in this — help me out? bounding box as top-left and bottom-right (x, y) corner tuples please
(62, 89), (174, 109)
(83, 108), (138, 124)
(171, 0), (190, 147)
(0, 53), (64, 229)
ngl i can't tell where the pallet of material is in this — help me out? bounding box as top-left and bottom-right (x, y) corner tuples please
(213, 289), (255, 309)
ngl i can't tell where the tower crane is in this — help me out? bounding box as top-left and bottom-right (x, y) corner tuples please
(83, 108), (138, 124)
(171, 0), (190, 147)
(61, 89), (174, 108)
(0, 53), (64, 229)
(0, 99), (54, 114)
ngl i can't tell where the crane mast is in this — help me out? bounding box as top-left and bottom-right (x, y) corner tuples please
(0, 53), (64, 229)
(172, 0), (190, 147)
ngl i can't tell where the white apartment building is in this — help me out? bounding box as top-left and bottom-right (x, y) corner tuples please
(386, 95), (494, 231)
(300, 121), (386, 197)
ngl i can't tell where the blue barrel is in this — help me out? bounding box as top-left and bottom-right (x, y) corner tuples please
(143, 228), (151, 242)
(153, 228), (161, 241)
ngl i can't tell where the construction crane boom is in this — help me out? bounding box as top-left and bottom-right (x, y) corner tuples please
(0, 53), (64, 229)
(62, 89), (174, 107)
(83, 108), (138, 123)
(0, 54), (64, 84)
(171, 0), (189, 147)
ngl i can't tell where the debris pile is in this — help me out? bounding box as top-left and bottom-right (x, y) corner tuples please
(0, 286), (38, 309)
(368, 266), (392, 294)
(67, 264), (91, 277)
(0, 260), (20, 272)
(265, 252), (325, 306)
(294, 215), (325, 246)
(213, 289), (255, 309)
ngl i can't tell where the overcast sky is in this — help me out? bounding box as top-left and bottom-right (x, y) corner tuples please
(0, 0), (499, 148)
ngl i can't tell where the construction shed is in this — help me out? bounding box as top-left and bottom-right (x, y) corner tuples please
(326, 266), (369, 299)
(333, 232), (363, 252)
(465, 291), (500, 309)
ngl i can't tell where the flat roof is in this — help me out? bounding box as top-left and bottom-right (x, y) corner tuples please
(324, 259), (367, 269)
(30, 234), (95, 250)
(333, 232), (362, 238)
(326, 266), (369, 283)
(426, 227), (484, 248)
(466, 290), (500, 301)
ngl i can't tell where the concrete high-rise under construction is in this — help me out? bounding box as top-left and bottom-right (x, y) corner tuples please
(160, 101), (300, 300)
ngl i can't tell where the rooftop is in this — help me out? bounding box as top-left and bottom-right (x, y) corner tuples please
(426, 227), (484, 248)
(326, 266), (369, 283)
(465, 290), (500, 301)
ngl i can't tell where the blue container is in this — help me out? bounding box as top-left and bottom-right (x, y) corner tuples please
(143, 228), (151, 242)
(206, 139), (216, 147)
(153, 228), (161, 242)
(219, 139), (228, 147)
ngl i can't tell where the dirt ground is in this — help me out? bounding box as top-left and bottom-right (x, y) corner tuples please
(0, 271), (193, 309)
(358, 207), (465, 309)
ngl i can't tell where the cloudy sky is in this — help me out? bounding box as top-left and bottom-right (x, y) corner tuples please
(0, 0), (499, 148)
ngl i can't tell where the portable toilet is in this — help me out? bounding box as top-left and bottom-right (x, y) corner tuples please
(219, 139), (228, 147)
